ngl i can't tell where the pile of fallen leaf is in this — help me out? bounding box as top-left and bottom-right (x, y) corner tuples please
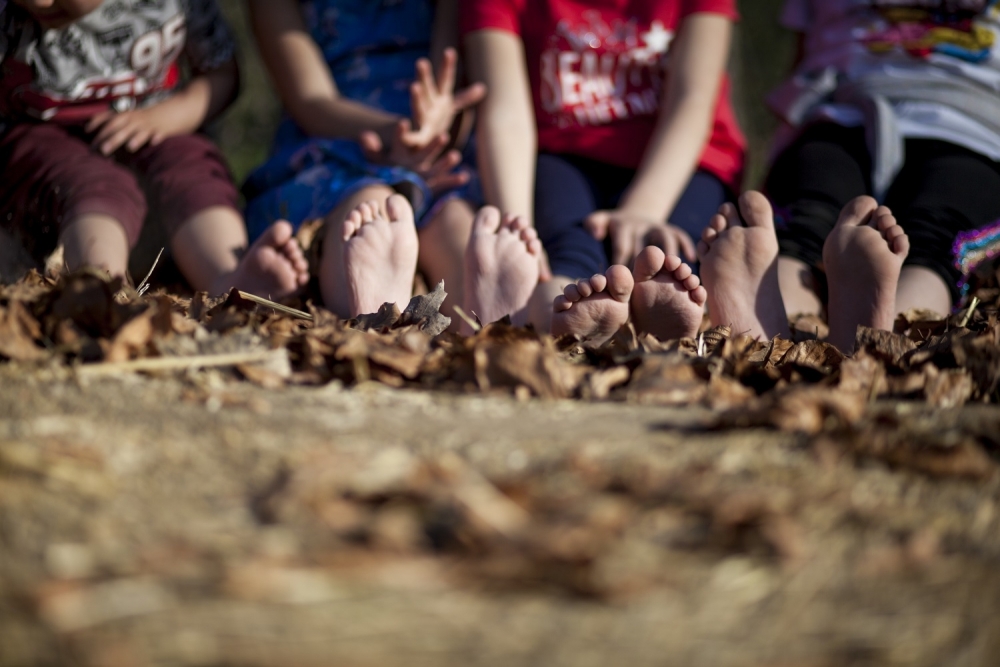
(0, 269), (989, 397)
(2, 268), (999, 411)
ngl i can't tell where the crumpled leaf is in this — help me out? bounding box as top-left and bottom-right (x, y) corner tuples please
(717, 385), (866, 434)
(627, 353), (707, 406)
(471, 324), (587, 399)
(855, 326), (918, 366)
(397, 281), (451, 337)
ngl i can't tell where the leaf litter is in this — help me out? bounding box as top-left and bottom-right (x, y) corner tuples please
(4, 268), (1000, 665)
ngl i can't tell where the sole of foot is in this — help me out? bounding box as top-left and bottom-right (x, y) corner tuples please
(698, 191), (789, 340)
(341, 194), (419, 317)
(462, 207), (541, 333)
(214, 220), (309, 300)
(823, 197), (909, 353)
(629, 246), (706, 341)
(552, 265), (634, 346)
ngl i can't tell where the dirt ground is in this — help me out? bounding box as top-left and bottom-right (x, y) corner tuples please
(2, 362), (1000, 667)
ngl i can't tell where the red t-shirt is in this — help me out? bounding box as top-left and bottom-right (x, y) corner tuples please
(460, 0), (746, 192)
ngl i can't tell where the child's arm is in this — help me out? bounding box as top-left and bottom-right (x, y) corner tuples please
(251, 0), (482, 190)
(464, 29), (537, 224)
(87, 57), (239, 156)
(586, 14), (733, 264)
(248, 0), (401, 144)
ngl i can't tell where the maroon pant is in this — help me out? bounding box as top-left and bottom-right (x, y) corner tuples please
(0, 122), (239, 262)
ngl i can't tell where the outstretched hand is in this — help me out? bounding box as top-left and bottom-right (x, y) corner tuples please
(406, 47), (486, 148)
(359, 122), (470, 195)
(585, 209), (697, 266)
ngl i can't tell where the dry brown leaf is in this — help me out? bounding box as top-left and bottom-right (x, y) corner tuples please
(778, 339), (845, 374)
(627, 354), (707, 406)
(854, 326), (918, 366)
(472, 325), (586, 399)
(0, 300), (47, 361)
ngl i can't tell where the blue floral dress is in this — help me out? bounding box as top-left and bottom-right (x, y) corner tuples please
(243, 0), (478, 241)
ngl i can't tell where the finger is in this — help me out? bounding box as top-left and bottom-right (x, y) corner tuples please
(426, 173), (470, 195)
(126, 128), (152, 152)
(85, 110), (114, 133)
(452, 82), (488, 112)
(437, 47), (457, 95)
(675, 228), (697, 262)
(91, 114), (128, 147)
(413, 133), (451, 172)
(100, 126), (135, 155)
(415, 57), (436, 97)
(359, 130), (384, 161)
(610, 223), (635, 266)
(426, 149), (462, 179)
(585, 211), (610, 240)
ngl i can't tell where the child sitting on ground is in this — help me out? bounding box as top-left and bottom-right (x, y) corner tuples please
(459, 0), (746, 344)
(0, 0), (308, 297)
(244, 0), (499, 322)
(698, 0), (1000, 353)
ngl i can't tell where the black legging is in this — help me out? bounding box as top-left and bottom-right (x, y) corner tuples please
(765, 123), (1000, 303)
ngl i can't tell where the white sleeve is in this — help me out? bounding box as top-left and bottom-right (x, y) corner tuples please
(781, 0), (810, 32)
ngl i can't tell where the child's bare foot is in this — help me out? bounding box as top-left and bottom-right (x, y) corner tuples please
(823, 197), (909, 353)
(338, 195), (419, 316)
(698, 192), (789, 340)
(214, 221), (309, 299)
(463, 207), (541, 332)
(552, 266), (634, 345)
(629, 247), (706, 341)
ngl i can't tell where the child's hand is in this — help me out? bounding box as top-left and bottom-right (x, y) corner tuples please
(86, 107), (167, 156)
(404, 48), (486, 149)
(360, 121), (470, 196)
(586, 210), (697, 266)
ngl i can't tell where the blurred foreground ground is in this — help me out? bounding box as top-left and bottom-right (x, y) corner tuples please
(2, 366), (1000, 666)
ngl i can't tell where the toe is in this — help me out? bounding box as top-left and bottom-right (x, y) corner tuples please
(662, 254), (683, 272)
(836, 196), (879, 228)
(357, 202), (375, 224)
(343, 210), (362, 239)
(890, 228), (910, 257)
(605, 264), (634, 302)
(266, 220), (294, 246)
(876, 211), (898, 233)
(737, 191), (775, 230)
(633, 245), (666, 282)
(689, 285), (708, 306)
(577, 278), (595, 298)
(702, 216), (724, 245)
(564, 283), (584, 303)
(588, 274), (607, 294)
(505, 214), (530, 233)
(553, 295), (573, 312)
(473, 206), (502, 235)
(671, 260), (692, 281)
(718, 203), (740, 228)
(681, 273), (701, 291)
(386, 194), (414, 224)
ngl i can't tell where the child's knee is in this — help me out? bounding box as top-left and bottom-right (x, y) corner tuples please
(422, 198), (475, 240)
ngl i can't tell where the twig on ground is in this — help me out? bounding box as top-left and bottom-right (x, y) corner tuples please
(452, 305), (481, 332)
(75, 349), (283, 377)
(135, 248), (164, 297)
(236, 291), (313, 321)
(959, 297), (980, 328)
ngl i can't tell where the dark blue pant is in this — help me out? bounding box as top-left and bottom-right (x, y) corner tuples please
(533, 153), (730, 279)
